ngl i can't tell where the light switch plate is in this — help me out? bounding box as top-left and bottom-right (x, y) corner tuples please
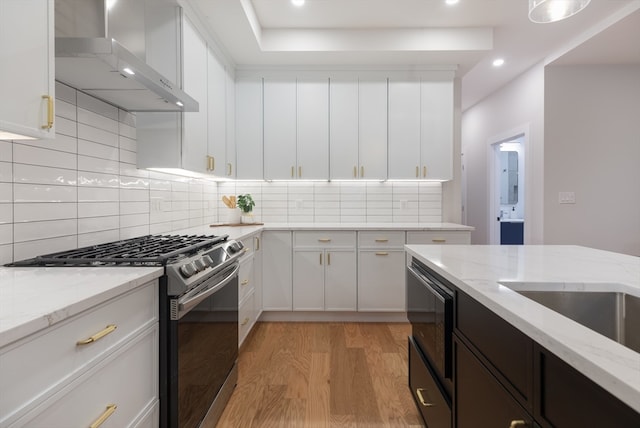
(559, 192), (576, 204)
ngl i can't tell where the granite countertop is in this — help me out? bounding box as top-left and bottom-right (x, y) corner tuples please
(405, 244), (640, 413)
(0, 267), (163, 348)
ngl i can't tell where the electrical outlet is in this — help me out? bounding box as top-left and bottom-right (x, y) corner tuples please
(558, 192), (576, 204)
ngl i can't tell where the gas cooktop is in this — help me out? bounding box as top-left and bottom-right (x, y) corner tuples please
(7, 234), (228, 267)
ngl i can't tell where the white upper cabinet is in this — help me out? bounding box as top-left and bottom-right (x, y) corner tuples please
(225, 68), (236, 178)
(297, 78), (329, 180)
(0, 0), (55, 140)
(207, 48), (226, 176)
(181, 17), (208, 174)
(263, 78), (329, 180)
(421, 80), (454, 180)
(387, 77), (454, 180)
(388, 79), (421, 179)
(235, 77), (264, 179)
(330, 78), (388, 180)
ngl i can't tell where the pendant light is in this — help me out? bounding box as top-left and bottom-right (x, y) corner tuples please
(528, 0), (591, 23)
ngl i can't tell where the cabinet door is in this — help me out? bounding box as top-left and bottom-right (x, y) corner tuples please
(264, 79), (297, 180)
(293, 250), (325, 311)
(329, 78), (359, 180)
(0, 0), (54, 140)
(207, 49), (226, 175)
(421, 80), (453, 180)
(388, 79), (421, 179)
(236, 77), (264, 179)
(225, 69), (236, 178)
(454, 335), (533, 428)
(181, 17), (208, 174)
(262, 231), (293, 310)
(297, 78), (329, 180)
(325, 250), (357, 311)
(253, 234), (263, 319)
(358, 79), (388, 180)
(357, 250), (405, 311)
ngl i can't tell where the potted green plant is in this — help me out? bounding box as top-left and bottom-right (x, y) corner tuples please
(237, 194), (255, 223)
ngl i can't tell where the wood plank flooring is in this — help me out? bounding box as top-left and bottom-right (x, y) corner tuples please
(207, 322), (424, 428)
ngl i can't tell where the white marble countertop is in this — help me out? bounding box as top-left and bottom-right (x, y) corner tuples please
(405, 244), (640, 413)
(0, 267), (163, 348)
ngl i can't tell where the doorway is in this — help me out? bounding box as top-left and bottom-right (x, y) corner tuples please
(489, 134), (525, 245)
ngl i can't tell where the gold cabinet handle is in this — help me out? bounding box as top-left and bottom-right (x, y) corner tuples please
(432, 239), (446, 243)
(320, 253), (323, 265)
(77, 324), (117, 346)
(360, 166), (364, 178)
(423, 166), (427, 178)
(241, 317), (250, 326)
(318, 238), (331, 243)
(509, 421), (527, 428)
(416, 388), (434, 407)
(227, 163), (232, 176)
(375, 252), (389, 256)
(416, 166), (419, 178)
(212, 156), (216, 171)
(255, 236), (260, 251)
(327, 252), (331, 265)
(353, 166), (357, 178)
(241, 279), (249, 286)
(298, 166), (302, 178)
(375, 238), (389, 242)
(41, 95), (54, 129)
(291, 166), (295, 178)
(243, 248), (250, 253)
(89, 404), (117, 428)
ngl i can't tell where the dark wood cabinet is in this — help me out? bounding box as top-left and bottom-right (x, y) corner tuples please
(534, 346), (640, 428)
(454, 334), (534, 428)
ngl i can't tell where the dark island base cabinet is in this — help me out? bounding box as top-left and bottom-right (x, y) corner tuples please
(454, 334), (536, 428)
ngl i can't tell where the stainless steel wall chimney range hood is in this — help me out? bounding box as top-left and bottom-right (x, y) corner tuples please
(55, 0), (198, 112)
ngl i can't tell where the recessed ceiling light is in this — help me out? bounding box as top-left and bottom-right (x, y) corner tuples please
(176, 101), (184, 107)
(445, 0), (460, 5)
(492, 58), (505, 67)
(291, 0), (305, 6)
(123, 67), (135, 75)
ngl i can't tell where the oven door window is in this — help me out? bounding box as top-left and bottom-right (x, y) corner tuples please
(177, 274), (238, 428)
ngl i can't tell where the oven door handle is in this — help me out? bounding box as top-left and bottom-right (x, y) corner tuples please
(408, 266), (448, 303)
(177, 264), (240, 317)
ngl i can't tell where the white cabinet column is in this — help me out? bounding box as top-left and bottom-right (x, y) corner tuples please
(388, 79), (421, 179)
(236, 77), (264, 179)
(297, 78), (329, 180)
(263, 79), (297, 180)
(358, 79), (388, 180)
(421, 80), (454, 180)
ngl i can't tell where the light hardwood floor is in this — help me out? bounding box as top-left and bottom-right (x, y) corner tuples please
(207, 322), (424, 428)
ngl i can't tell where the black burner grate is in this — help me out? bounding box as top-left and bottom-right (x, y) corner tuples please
(9, 234), (228, 267)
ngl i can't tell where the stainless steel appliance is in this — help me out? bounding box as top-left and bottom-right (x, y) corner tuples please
(407, 258), (454, 428)
(9, 234), (243, 428)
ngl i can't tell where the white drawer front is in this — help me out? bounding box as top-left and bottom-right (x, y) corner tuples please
(10, 325), (158, 428)
(294, 231), (356, 248)
(358, 231), (405, 248)
(406, 231), (471, 245)
(239, 290), (256, 346)
(0, 281), (158, 423)
(238, 257), (255, 303)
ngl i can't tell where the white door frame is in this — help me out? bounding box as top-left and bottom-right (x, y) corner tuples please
(487, 124), (529, 245)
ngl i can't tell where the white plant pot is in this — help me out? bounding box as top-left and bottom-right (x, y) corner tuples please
(226, 208), (241, 224)
(241, 213), (254, 224)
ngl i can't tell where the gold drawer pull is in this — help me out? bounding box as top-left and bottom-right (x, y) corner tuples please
(375, 252), (389, 256)
(353, 166), (357, 178)
(241, 317), (250, 326)
(415, 166), (419, 178)
(89, 404), (117, 428)
(360, 166), (364, 178)
(509, 421), (527, 428)
(432, 239), (446, 243)
(327, 253), (331, 265)
(243, 248), (250, 253)
(416, 388), (434, 407)
(423, 166), (427, 178)
(77, 324), (117, 346)
(318, 238), (331, 243)
(227, 163), (233, 176)
(255, 236), (260, 250)
(241, 279), (249, 286)
(291, 166), (295, 178)
(375, 238), (389, 242)
(42, 95), (54, 129)
(299, 166), (302, 178)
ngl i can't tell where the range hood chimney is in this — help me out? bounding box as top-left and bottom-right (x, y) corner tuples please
(55, 0), (198, 112)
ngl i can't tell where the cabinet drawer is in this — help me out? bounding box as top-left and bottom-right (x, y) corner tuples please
(238, 257), (255, 303)
(407, 231), (470, 245)
(294, 231), (356, 248)
(358, 231), (405, 248)
(239, 291), (256, 345)
(11, 325), (158, 428)
(456, 291), (533, 410)
(0, 282), (158, 422)
(237, 236), (254, 258)
(409, 337), (451, 428)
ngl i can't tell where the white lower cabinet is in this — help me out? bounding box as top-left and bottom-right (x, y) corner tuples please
(239, 290), (256, 345)
(238, 233), (263, 347)
(358, 250), (406, 311)
(262, 231), (293, 311)
(0, 280), (159, 428)
(406, 230), (471, 245)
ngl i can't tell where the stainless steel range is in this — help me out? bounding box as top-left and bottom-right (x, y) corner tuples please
(10, 234), (245, 428)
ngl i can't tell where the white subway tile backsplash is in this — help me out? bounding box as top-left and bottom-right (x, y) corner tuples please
(119, 188), (149, 202)
(78, 155), (119, 175)
(13, 133), (78, 155)
(77, 108), (119, 133)
(78, 140), (119, 161)
(0, 244), (12, 265)
(0, 224), (12, 244)
(78, 187), (119, 202)
(119, 110), (136, 129)
(120, 225), (149, 240)
(78, 123), (118, 147)
(119, 135), (137, 152)
(14, 203), (76, 222)
(119, 148), (137, 165)
(78, 216), (119, 234)
(0, 183), (12, 203)
(77, 92), (118, 120)
(14, 219), (77, 242)
(56, 99), (77, 121)
(78, 229), (120, 247)
(55, 116), (78, 138)
(0, 162), (11, 182)
(119, 163), (149, 179)
(13, 184), (77, 203)
(14, 235), (77, 261)
(0, 204), (12, 223)
(14, 164), (76, 186)
(120, 202), (149, 215)
(0, 141), (11, 161)
(55, 82), (77, 105)
(120, 213), (148, 228)
(78, 171), (119, 188)
(119, 176), (149, 190)
(14, 144), (77, 170)
(78, 202), (119, 218)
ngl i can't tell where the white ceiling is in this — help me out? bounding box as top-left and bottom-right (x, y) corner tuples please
(187, 0), (640, 110)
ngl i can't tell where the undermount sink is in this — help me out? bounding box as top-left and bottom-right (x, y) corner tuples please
(509, 288), (640, 353)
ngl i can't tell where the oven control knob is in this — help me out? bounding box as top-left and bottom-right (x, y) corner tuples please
(193, 259), (206, 272)
(227, 241), (244, 254)
(202, 255), (214, 267)
(179, 263), (196, 278)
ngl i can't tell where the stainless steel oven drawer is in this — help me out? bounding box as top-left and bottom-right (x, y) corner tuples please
(409, 336), (452, 428)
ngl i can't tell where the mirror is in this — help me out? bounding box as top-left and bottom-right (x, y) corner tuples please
(500, 151), (518, 205)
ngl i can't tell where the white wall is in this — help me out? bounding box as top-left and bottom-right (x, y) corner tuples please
(544, 65), (640, 256)
(461, 63), (545, 244)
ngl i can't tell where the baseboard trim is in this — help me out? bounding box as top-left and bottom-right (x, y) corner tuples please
(258, 311), (408, 323)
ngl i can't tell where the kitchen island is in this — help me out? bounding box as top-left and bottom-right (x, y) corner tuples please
(405, 244), (640, 424)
